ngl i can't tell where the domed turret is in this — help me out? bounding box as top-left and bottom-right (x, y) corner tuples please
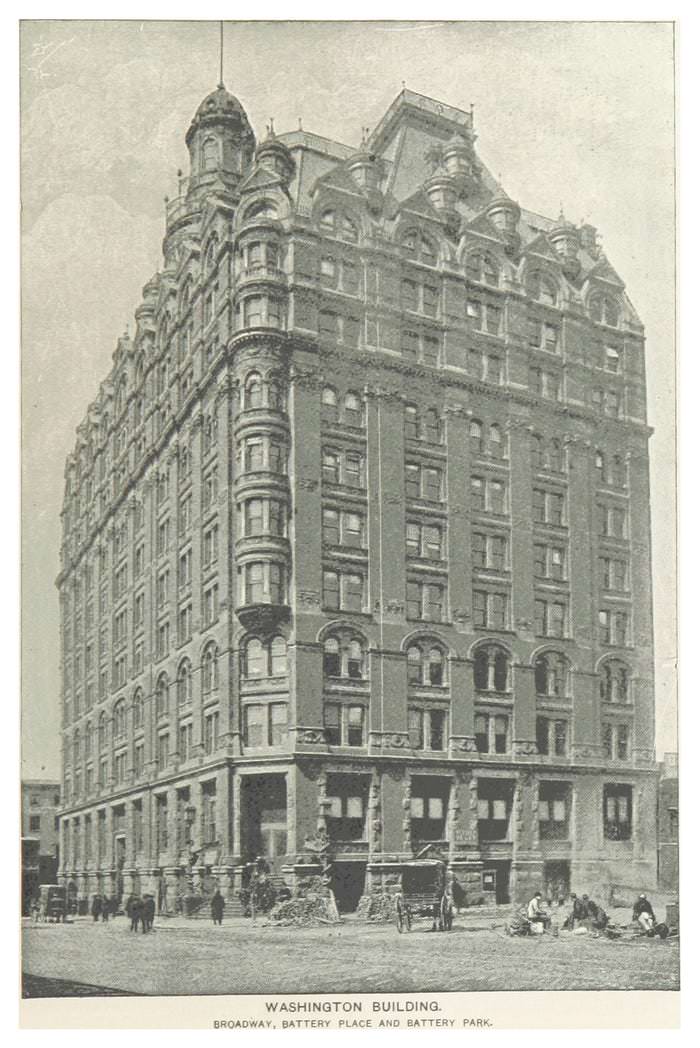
(255, 122), (295, 183)
(485, 184), (521, 256)
(549, 210), (581, 280)
(185, 82), (256, 189)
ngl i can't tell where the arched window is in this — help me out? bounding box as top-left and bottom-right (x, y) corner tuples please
(201, 136), (219, 170)
(424, 409), (442, 445)
(470, 419), (483, 454)
(203, 643), (219, 694)
(549, 438), (563, 472)
(113, 699), (127, 740)
(321, 387), (338, 424)
(245, 372), (263, 409)
(406, 640), (447, 687)
(177, 660), (192, 707)
(320, 208), (335, 232)
(534, 651), (571, 699)
(402, 230), (437, 266)
(599, 659), (631, 704)
(323, 637), (341, 677)
(242, 638), (265, 679)
(344, 392), (362, 428)
(270, 635), (288, 677)
(526, 270), (558, 307)
(133, 690), (144, 731)
(323, 630), (367, 680)
(155, 675), (169, 719)
(244, 201), (278, 222)
(404, 404), (419, 441)
(473, 644), (510, 693)
(489, 424), (503, 459)
(466, 252), (499, 287)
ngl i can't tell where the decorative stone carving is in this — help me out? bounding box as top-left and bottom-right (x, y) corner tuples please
(512, 740), (540, 757)
(293, 728), (327, 745)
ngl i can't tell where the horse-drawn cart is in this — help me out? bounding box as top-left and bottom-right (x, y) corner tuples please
(395, 859), (453, 933)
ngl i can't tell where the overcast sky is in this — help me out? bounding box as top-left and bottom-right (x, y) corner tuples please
(20, 20), (676, 778)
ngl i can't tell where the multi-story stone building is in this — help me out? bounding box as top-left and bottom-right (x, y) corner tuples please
(657, 752), (678, 892)
(21, 780), (60, 912)
(57, 83), (657, 914)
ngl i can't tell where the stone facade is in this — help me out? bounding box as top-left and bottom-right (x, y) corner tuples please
(22, 780), (60, 912)
(56, 85), (657, 914)
(657, 753), (678, 892)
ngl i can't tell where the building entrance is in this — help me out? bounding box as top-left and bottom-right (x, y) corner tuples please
(241, 775), (288, 874)
(330, 862), (366, 913)
(491, 860), (511, 904)
(543, 860), (570, 903)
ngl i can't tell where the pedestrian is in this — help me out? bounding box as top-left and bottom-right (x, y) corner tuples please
(91, 893), (103, 922)
(582, 894), (609, 931)
(125, 893), (136, 925)
(101, 894), (109, 922)
(130, 895), (144, 933)
(564, 893), (587, 930)
(632, 894), (656, 934)
(526, 891), (550, 932)
(211, 889), (225, 926)
(142, 893), (156, 932)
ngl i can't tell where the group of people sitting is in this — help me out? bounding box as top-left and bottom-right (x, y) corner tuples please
(523, 891), (662, 936)
(124, 893), (156, 933)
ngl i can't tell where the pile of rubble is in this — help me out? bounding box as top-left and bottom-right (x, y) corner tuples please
(356, 892), (397, 923)
(267, 885), (341, 927)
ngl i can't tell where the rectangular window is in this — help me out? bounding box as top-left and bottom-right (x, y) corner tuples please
(405, 464), (420, 500)
(323, 571), (340, 610)
(204, 710), (219, 755)
(323, 508), (340, 546)
(603, 784), (633, 840)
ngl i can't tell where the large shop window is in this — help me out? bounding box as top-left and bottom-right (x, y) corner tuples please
(477, 780), (514, 842)
(410, 776), (450, 843)
(325, 774), (369, 841)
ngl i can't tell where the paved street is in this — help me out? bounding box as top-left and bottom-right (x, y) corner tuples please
(22, 913), (679, 997)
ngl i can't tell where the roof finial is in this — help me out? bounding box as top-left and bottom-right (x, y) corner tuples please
(218, 20), (225, 89)
(269, 117), (275, 137)
(401, 80), (406, 91)
(298, 116), (303, 131)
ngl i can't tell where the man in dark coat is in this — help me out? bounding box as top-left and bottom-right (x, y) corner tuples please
(91, 894), (103, 922)
(142, 894), (156, 932)
(632, 894), (656, 933)
(211, 889), (225, 925)
(581, 894), (609, 930)
(130, 896), (144, 933)
(101, 894), (110, 921)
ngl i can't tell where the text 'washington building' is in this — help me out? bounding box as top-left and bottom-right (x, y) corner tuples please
(57, 82), (656, 913)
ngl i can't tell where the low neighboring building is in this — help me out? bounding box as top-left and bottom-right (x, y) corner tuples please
(657, 753), (678, 892)
(21, 780), (61, 913)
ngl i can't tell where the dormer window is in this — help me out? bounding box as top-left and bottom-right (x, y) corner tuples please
(402, 230), (438, 266)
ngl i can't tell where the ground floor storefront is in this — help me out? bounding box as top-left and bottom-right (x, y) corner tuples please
(58, 757), (658, 915)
